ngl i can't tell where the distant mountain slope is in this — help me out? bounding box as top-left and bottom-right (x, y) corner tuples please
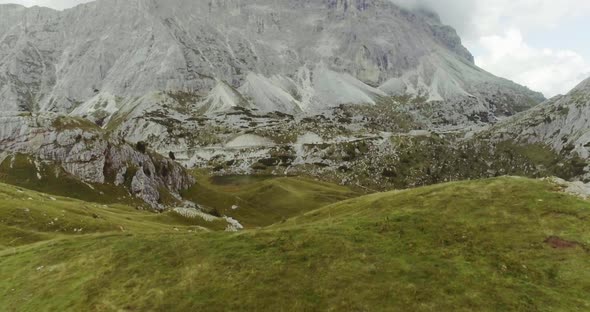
(0, 0), (543, 123)
(490, 77), (590, 159)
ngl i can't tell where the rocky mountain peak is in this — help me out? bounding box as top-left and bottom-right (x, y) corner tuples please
(571, 76), (590, 94)
(0, 0), (543, 124)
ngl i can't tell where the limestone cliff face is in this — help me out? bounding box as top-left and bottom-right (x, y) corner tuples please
(0, 112), (194, 209)
(0, 0), (543, 121)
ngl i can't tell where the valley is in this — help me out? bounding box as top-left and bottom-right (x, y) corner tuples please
(0, 0), (589, 310)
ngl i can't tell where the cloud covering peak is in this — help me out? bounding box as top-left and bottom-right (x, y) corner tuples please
(0, 0), (92, 10)
(2, 0), (590, 96)
(390, 0), (590, 97)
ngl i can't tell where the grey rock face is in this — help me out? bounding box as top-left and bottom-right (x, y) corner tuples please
(0, 112), (194, 209)
(490, 77), (590, 158)
(0, 0), (543, 121)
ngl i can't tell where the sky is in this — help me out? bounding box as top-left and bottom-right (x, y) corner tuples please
(392, 0), (590, 97)
(1, 0), (589, 97)
(0, 0), (91, 10)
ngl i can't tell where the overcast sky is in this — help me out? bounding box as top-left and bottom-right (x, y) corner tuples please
(1, 0), (589, 97)
(393, 0), (590, 97)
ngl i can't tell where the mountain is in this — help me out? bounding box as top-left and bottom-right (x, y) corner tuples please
(0, 0), (543, 122)
(490, 77), (590, 159)
(2, 3), (589, 309)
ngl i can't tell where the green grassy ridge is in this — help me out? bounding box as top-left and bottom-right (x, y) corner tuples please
(277, 176), (587, 227)
(181, 172), (360, 228)
(1, 177), (589, 311)
(0, 182), (219, 249)
(0, 173), (357, 248)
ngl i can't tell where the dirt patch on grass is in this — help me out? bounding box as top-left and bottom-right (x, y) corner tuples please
(541, 211), (586, 220)
(544, 236), (585, 250)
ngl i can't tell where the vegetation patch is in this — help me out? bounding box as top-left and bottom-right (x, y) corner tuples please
(52, 116), (100, 132)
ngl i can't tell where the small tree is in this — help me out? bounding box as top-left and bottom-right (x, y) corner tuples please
(169, 151), (176, 160)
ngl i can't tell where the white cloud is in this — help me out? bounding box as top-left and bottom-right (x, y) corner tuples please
(391, 0), (590, 96)
(0, 0), (92, 10)
(476, 29), (590, 97)
(391, 0), (477, 37)
(392, 0), (590, 39)
(471, 0), (590, 37)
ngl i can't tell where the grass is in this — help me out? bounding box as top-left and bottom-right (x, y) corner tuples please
(181, 171), (360, 228)
(0, 182), (217, 249)
(51, 116), (101, 132)
(1, 177), (589, 311)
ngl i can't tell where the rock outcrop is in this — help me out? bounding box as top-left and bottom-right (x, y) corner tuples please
(491, 77), (590, 158)
(0, 112), (194, 209)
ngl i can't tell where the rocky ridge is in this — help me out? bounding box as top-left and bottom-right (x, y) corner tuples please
(486, 77), (590, 180)
(0, 112), (194, 209)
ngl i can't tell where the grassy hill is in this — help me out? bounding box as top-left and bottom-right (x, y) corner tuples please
(0, 182), (228, 250)
(181, 172), (360, 227)
(1, 177), (589, 311)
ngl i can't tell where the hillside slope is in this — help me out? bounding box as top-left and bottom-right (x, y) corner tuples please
(491, 77), (590, 157)
(1, 177), (589, 311)
(181, 173), (360, 227)
(0, 182), (227, 250)
(487, 77), (590, 181)
(0, 175), (359, 248)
